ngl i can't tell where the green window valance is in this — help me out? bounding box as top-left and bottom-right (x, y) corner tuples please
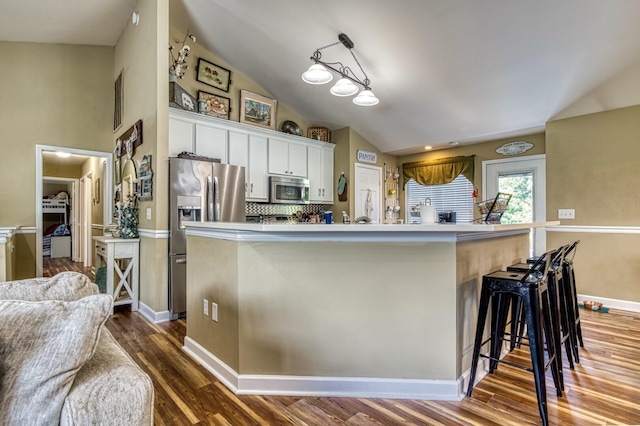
(402, 155), (475, 187)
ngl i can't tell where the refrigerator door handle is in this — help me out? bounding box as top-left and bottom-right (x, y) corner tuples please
(176, 258), (187, 264)
(207, 175), (213, 221)
(214, 175), (221, 221)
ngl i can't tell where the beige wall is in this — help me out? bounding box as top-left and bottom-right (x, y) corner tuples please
(43, 164), (83, 179)
(455, 233), (529, 377)
(80, 156), (104, 226)
(331, 127), (400, 220)
(546, 105), (640, 302)
(113, 0), (169, 311)
(0, 41), (113, 277)
(187, 236), (458, 379)
(399, 132), (546, 203)
(168, 26), (310, 134)
(0, 42), (114, 229)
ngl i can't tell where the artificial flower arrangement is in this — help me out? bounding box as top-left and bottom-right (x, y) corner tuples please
(169, 30), (196, 79)
(115, 194), (139, 239)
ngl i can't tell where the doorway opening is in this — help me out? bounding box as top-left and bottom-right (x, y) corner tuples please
(36, 145), (113, 277)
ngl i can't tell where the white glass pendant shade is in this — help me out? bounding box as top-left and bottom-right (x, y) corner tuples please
(353, 89), (379, 106)
(302, 64), (333, 85)
(330, 77), (359, 96)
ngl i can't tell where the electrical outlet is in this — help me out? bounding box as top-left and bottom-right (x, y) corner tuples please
(203, 299), (208, 316)
(211, 302), (218, 322)
(146, 208), (152, 220)
(558, 209), (575, 219)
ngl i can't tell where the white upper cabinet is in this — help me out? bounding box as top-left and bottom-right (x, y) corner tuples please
(195, 122), (228, 162)
(168, 116), (195, 156)
(268, 138), (307, 177)
(229, 131), (268, 201)
(169, 108), (333, 204)
(308, 144), (335, 203)
(248, 135), (268, 201)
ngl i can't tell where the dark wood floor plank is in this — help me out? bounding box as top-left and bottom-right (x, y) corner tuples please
(43, 262), (640, 426)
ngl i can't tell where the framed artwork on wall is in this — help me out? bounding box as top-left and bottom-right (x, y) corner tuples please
(196, 58), (232, 92)
(198, 90), (231, 120)
(114, 158), (121, 185)
(239, 90), (277, 130)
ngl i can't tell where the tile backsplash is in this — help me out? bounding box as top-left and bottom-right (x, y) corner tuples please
(246, 202), (325, 216)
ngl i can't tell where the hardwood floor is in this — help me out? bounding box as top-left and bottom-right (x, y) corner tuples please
(42, 256), (94, 279)
(43, 261), (640, 424)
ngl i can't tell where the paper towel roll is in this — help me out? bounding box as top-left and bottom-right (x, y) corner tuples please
(420, 205), (436, 223)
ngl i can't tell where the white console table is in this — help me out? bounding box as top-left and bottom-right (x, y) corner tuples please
(93, 236), (139, 314)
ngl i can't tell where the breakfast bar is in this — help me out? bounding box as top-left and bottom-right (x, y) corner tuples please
(182, 221), (556, 400)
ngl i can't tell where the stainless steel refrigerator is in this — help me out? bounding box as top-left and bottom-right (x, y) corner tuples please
(169, 157), (246, 320)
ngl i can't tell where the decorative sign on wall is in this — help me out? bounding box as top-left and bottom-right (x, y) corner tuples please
(496, 140), (534, 156)
(357, 149), (377, 164)
(137, 155), (153, 201)
(115, 120), (143, 159)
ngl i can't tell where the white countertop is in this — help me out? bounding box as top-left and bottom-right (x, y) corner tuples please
(184, 221), (559, 243)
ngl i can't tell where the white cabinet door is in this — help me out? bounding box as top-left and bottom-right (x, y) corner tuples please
(228, 131), (249, 197)
(321, 146), (334, 203)
(308, 145), (334, 203)
(288, 142), (307, 177)
(248, 135), (268, 201)
(268, 138), (290, 175)
(195, 123), (228, 162)
(168, 116), (195, 156)
(307, 145), (323, 202)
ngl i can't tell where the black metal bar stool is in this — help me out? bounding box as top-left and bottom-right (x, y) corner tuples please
(526, 240), (583, 362)
(561, 240), (583, 360)
(466, 250), (562, 426)
(508, 245), (573, 392)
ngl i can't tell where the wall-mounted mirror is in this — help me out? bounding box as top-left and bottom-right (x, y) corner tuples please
(121, 157), (137, 200)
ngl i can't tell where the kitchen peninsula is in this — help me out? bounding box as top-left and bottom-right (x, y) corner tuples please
(182, 221), (557, 400)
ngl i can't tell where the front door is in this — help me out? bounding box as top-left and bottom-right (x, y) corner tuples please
(483, 154), (546, 255)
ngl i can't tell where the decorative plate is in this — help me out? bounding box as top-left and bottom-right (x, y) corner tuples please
(281, 120), (302, 136)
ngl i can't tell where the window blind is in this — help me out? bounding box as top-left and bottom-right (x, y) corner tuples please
(406, 175), (474, 223)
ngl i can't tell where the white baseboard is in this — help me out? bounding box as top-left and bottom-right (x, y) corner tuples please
(183, 336), (460, 400)
(138, 301), (171, 323)
(577, 294), (640, 313)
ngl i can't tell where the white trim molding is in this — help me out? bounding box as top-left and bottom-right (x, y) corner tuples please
(183, 337), (461, 400)
(15, 227), (37, 234)
(138, 301), (171, 323)
(547, 225), (640, 234)
(137, 229), (170, 239)
(577, 294), (640, 313)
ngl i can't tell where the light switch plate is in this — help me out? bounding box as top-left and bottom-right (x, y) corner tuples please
(146, 208), (152, 220)
(558, 209), (575, 219)
(212, 302), (218, 322)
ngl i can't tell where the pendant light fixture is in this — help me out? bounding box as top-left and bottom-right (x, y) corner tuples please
(301, 33), (379, 106)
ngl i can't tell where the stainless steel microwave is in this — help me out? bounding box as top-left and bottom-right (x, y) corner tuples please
(269, 176), (310, 204)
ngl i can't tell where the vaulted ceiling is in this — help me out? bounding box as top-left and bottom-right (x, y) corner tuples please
(4, 0), (640, 154)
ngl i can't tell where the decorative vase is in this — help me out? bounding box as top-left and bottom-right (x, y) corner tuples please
(169, 68), (178, 83)
(119, 207), (139, 239)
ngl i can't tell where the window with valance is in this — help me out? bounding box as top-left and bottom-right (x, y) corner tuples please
(402, 155), (475, 187)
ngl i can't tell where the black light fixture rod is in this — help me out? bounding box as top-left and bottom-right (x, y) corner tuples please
(315, 59), (370, 90)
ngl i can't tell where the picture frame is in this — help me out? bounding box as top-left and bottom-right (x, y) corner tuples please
(114, 158), (121, 185)
(240, 90), (277, 130)
(198, 90), (231, 120)
(196, 58), (232, 92)
(138, 155), (154, 201)
(94, 178), (101, 204)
